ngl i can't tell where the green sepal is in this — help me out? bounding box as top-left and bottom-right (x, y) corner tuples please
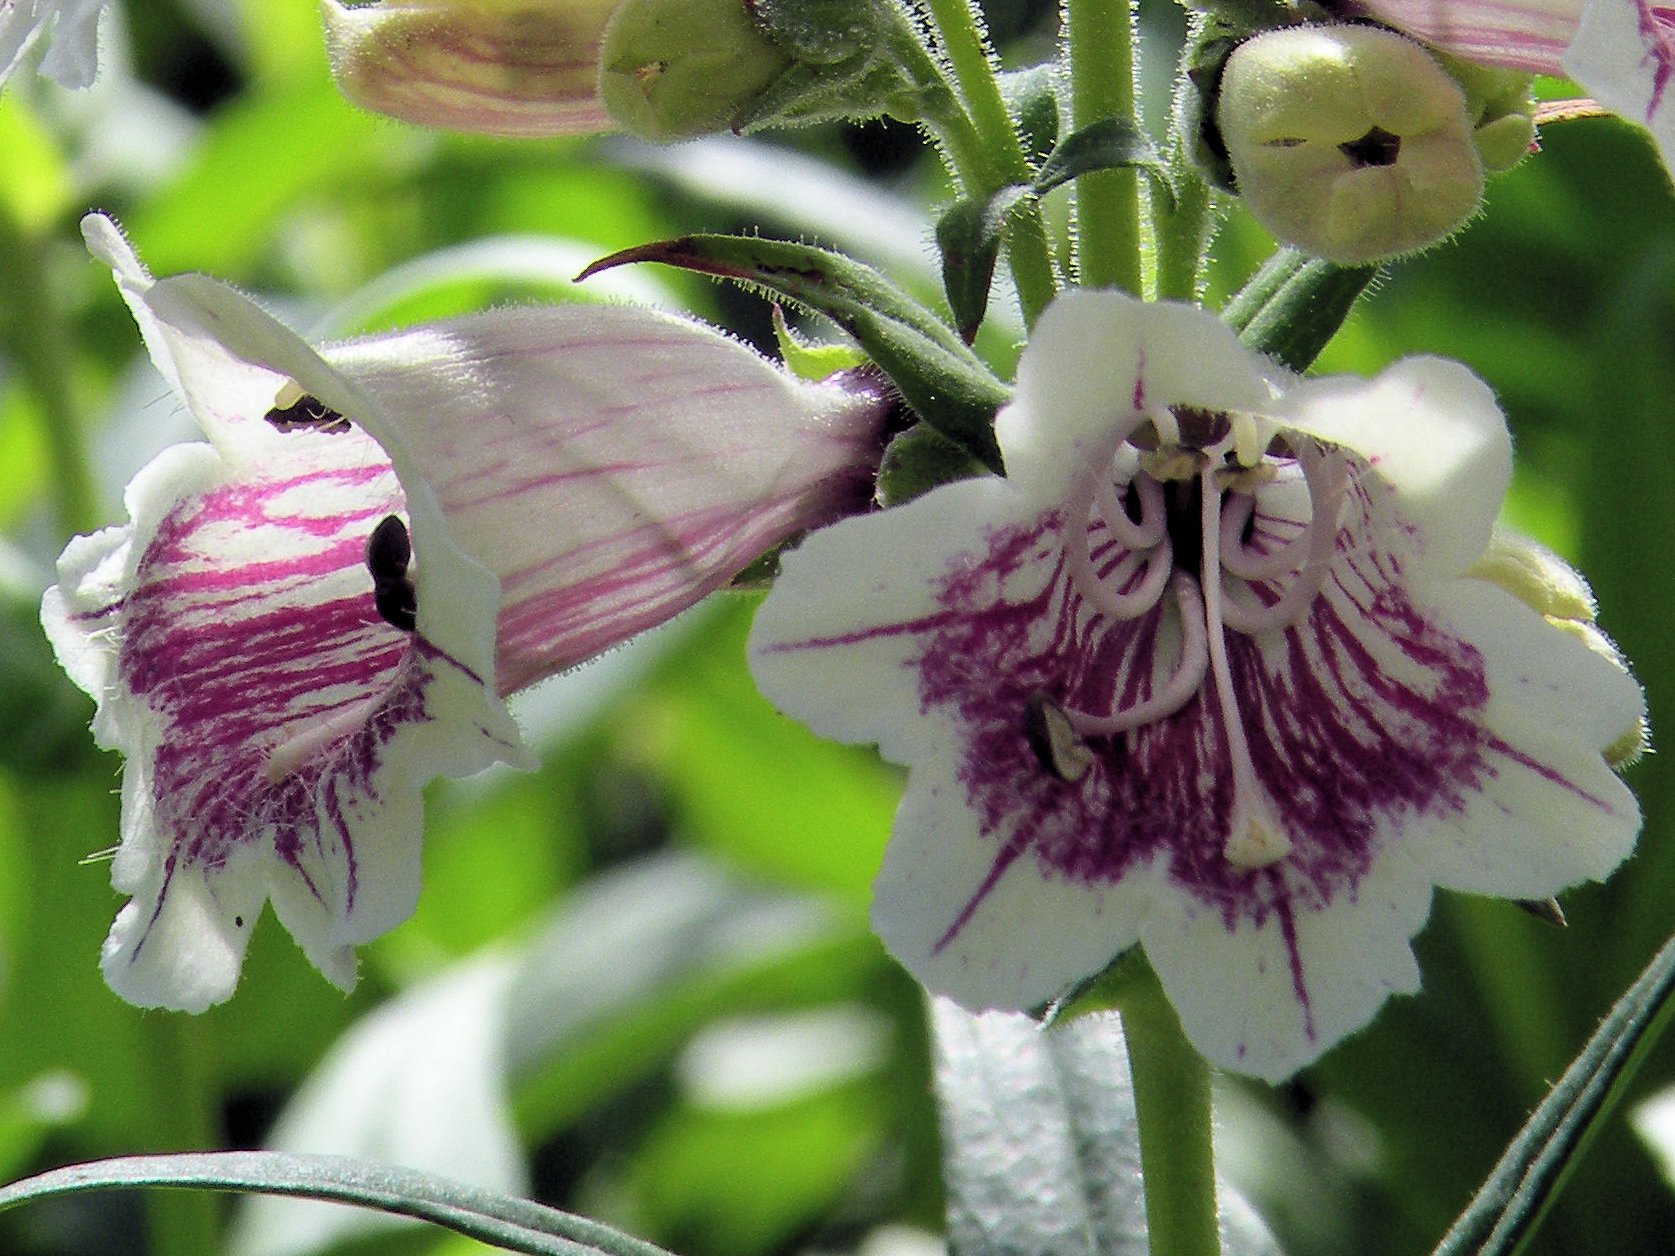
(998, 65), (1062, 167)
(1432, 926), (1675, 1256)
(1031, 946), (1153, 1024)
(936, 117), (1163, 344)
(876, 421), (993, 507)
(1220, 246), (1377, 372)
(580, 235), (1009, 470)
(771, 304), (869, 380)
(1034, 116), (1171, 202)
(936, 187), (1030, 343)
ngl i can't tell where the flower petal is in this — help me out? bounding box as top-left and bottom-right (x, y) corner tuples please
(1565, 0), (1675, 171)
(1, 0), (106, 89)
(998, 290), (1278, 501)
(323, 309), (885, 693)
(1281, 355), (1511, 579)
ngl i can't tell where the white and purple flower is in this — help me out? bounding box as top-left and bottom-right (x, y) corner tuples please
(1349, 0), (1675, 173)
(1, 0), (106, 89)
(46, 213), (888, 1012)
(749, 289), (1644, 1081)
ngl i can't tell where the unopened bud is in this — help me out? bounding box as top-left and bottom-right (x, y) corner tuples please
(1217, 24), (1485, 263)
(322, 0), (616, 137)
(1438, 54), (1538, 173)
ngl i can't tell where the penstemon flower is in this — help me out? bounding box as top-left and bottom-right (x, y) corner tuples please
(44, 213), (888, 1012)
(749, 289), (1644, 1081)
(0, 0), (106, 89)
(1350, 0), (1675, 172)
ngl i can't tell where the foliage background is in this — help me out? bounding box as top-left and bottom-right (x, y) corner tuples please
(1, 1), (1674, 1253)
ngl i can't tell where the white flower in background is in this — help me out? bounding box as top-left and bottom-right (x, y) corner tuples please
(45, 213), (888, 1012)
(749, 289), (1644, 1081)
(1351, 0), (1675, 173)
(1, 0), (107, 89)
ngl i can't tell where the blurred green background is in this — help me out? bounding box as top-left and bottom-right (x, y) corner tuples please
(1, 1), (1674, 1254)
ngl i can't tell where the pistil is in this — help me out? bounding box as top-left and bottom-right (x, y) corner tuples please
(1199, 462), (1292, 869)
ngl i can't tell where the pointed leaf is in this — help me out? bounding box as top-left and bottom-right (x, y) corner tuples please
(1033, 118), (1170, 200)
(0, 1152), (678, 1256)
(581, 235), (1009, 470)
(931, 1001), (1282, 1256)
(1431, 927), (1675, 1256)
(936, 188), (1030, 343)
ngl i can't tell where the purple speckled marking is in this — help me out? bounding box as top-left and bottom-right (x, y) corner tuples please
(1639, 0), (1675, 117)
(861, 455), (1615, 1030)
(96, 448), (436, 965)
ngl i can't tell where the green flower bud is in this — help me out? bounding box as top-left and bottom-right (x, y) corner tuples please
(1217, 24), (1485, 264)
(598, 0), (792, 140)
(322, 0), (618, 137)
(1434, 53), (1538, 174)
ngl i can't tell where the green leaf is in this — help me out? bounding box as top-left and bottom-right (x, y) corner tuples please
(935, 189), (1030, 344)
(1032, 117), (1170, 200)
(771, 305), (869, 380)
(932, 1004), (1280, 1256)
(0, 1151), (679, 1256)
(579, 235), (1009, 471)
(1431, 926), (1675, 1256)
(1221, 247), (1378, 372)
(877, 421), (991, 506)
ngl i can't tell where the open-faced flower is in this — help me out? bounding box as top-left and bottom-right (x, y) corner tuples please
(1349, 0), (1675, 173)
(45, 213), (888, 1012)
(1, 0), (107, 89)
(749, 289), (1644, 1081)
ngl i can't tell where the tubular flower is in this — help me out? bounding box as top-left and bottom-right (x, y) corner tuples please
(46, 213), (888, 1012)
(1350, 0), (1675, 172)
(749, 290), (1643, 1081)
(1, 0), (106, 89)
(322, 0), (618, 136)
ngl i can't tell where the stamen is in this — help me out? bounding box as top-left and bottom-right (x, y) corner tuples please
(1220, 444), (1349, 636)
(1093, 472), (1167, 551)
(1025, 692), (1097, 781)
(266, 699), (376, 783)
(1199, 464), (1292, 869)
(1060, 573), (1210, 736)
(1066, 472), (1173, 623)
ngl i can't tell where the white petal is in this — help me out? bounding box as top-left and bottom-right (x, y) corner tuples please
(998, 291), (1277, 501)
(750, 474), (1037, 767)
(1565, 0), (1675, 173)
(1140, 854), (1430, 1081)
(1282, 356), (1511, 578)
(872, 754), (1155, 1014)
(0, 0), (105, 89)
(1401, 578), (1643, 895)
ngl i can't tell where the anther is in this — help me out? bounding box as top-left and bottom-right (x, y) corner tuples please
(1025, 692), (1096, 782)
(265, 380), (351, 434)
(366, 515), (417, 632)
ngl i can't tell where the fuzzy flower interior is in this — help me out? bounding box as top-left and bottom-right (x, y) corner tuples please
(749, 289), (1644, 1080)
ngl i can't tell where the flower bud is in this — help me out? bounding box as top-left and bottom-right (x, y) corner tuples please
(597, 0), (793, 140)
(1438, 54), (1538, 173)
(1217, 24), (1485, 263)
(322, 0), (616, 137)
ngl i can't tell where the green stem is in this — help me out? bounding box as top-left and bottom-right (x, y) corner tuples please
(0, 208), (99, 538)
(1154, 154), (1213, 301)
(1119, 966), (1221, 1256)
(1065, 0), (1144, 294)
(915, 0), (1058, 326)
(142, 1015), (223, 1256)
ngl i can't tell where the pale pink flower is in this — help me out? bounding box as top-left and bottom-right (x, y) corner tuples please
(45, 213), (887, 1011)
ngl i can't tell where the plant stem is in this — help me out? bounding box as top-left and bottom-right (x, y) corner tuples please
(0, 207), (99, 538)
(1065, 0), (1144, 294)
(143, 1015), (223, 1256)
(1119, 966), (1221, 1256)
(916, 0), (1058, 326)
